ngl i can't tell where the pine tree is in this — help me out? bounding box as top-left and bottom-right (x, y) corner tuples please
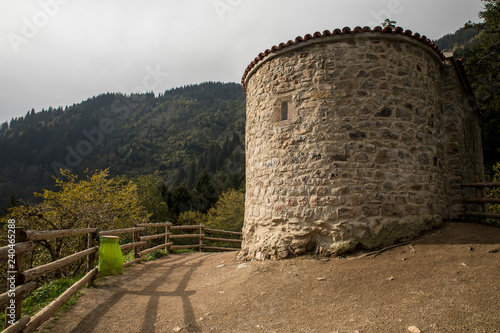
(186, 161), (197, 188)
(2, 191), (20, 214)
(191, 170), (218, 214)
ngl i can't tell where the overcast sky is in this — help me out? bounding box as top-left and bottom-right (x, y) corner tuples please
(0, 0), (485, 124)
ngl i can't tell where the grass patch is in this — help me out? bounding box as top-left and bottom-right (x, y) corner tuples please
(0, 275), (84, 325)
(122, 250), (135, 262)
(144, 249), (168, 262)
(169, 248), (196, 254)
(121, 248), (169, 264)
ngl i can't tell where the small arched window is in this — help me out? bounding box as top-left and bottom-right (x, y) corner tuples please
(281, 101), (288, 121)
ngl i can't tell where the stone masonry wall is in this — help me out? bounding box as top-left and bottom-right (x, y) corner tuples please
(442, 61), (484, 218)
(242, 35), (452, 260)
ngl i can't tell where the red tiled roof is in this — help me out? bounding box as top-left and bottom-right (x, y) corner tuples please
(241, 26), (446, 91)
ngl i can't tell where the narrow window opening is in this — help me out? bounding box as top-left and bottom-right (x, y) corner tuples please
(281, 101), (288, 121)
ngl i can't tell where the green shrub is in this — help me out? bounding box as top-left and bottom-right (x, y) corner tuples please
(145, 249), (168, 262)
(487, 162), (500, 216)
(205, 188), (244, 232)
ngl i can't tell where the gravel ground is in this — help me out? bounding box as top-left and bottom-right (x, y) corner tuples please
(41, 222), (500, 333)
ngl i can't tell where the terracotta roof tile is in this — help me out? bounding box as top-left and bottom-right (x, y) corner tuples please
(242, 26), (446, 90)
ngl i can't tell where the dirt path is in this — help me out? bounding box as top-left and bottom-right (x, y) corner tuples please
(42, 222), (499, 333)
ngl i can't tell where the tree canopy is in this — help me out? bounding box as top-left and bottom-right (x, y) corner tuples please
(1, 169), (150, 282)
(0, 82), (245, 210)
(9, 169), (149, 231)
(460, 0), (500, 172)
(205, 188), (245, 232)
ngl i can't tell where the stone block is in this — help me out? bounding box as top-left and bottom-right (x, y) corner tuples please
(362, 205), (380, 217)
(312, 90), (333, 100)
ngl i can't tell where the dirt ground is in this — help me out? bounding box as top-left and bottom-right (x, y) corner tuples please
(41, 222), (499, 333)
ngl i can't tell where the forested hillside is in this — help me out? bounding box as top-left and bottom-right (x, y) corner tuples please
(434, 26), (482, 52)
(0, 82), (246, 211)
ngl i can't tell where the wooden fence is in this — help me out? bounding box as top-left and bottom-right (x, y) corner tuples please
(462, 176), (500, 221)
(0, 223), (242, 332)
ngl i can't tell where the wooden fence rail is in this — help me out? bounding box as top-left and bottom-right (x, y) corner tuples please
(20, 228), (98, 242)
(0, 222), (242, 332)
(462, 179), (500, 221)
(19, 247), (98, 284)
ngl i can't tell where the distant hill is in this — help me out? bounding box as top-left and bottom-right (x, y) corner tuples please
(434, 26), (482, 53)
(0, 82), (246, 210)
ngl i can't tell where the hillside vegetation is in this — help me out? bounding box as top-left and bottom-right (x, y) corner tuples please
(0, 82), (246, 210)
(434, 26), (482, 52)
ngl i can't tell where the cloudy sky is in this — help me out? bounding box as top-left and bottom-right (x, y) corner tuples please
(0, 0), (484, 124)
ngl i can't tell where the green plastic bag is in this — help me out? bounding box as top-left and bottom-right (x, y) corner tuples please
(98, 236), (123, 277)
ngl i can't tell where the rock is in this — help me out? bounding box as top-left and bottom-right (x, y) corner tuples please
(317, 277), (326, 281)
(236, 263), (250, 269)
(216, 264), (226, 268)
(408, 326), (421, 333)
(173, 327), (182, 332)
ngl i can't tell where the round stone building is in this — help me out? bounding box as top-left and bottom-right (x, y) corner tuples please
(240, 26), (484, 260)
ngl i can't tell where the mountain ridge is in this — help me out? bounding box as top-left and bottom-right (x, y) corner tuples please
(0, 82), (246, 210)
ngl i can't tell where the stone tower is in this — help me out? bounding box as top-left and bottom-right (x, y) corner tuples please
(240, 26), (484, 260)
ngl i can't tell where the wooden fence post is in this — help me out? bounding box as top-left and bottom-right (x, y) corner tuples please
(165, 223), (170, 254)
(4, 227), (24, 329)
(199, 224), (204, 252)
(86, 228), (97, 287)
(133, 223), (140, 259)
(475, 174), (486, 223)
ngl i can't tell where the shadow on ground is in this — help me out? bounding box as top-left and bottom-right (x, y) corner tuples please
(69, 253), (216, 333)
